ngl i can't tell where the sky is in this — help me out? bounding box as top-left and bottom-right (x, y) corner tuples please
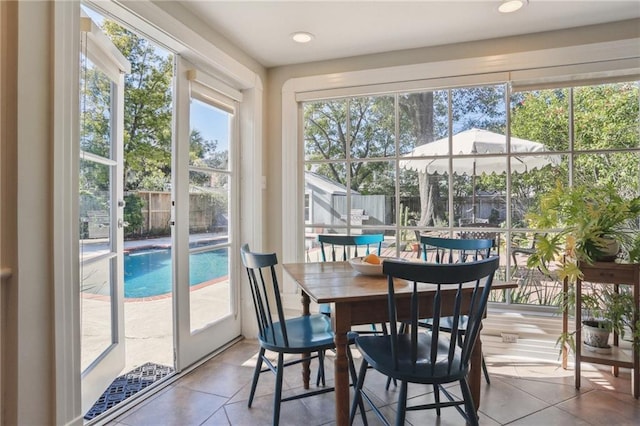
(191, 100), (230, 153)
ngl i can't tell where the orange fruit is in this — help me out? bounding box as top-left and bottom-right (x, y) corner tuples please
(363, 253), (381, 264)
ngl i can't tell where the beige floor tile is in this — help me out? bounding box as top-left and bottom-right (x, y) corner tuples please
(403, 390), (501, 426)
(104, 338), (638, 426)
(555, 389), (640, 425)
(506, 406), (592, 426)
(116, 385), (227, 426)
(176, 360), (259, 398)
(200, 408), (231, 426)
(224, 392), (315, 426)
(497, 376), (586, 405)
(476, 377), (549, 424)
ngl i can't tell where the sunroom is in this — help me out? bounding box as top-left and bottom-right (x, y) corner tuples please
(1, 1), (639, 425)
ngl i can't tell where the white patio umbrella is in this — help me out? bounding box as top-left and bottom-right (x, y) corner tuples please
(400, 128), (560, 175)
(400, 128), (561, 220)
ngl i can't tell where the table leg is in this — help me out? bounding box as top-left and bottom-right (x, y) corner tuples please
(562, 277), (569, 370)
(575, 279), (582, 390)
(332, 303), (351, 426)
(301, 291), (311, 390)
(470, 334), (482, 412)
(613, 284), (620, 377)
(633, 282), (639, 398)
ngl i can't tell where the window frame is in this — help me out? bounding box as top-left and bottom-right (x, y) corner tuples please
(281, 40), (640, 301)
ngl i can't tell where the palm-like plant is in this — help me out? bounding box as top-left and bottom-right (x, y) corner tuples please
(526, 182), (640, 352)
(527, 182), (640, 284)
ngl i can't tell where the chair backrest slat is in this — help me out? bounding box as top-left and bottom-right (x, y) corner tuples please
(383, 256), (499, 379)
(318, 234), (383, 262)
(241, 244), (290, 347)
(420, 236), (495, 360)
(421, 236), (492, 263)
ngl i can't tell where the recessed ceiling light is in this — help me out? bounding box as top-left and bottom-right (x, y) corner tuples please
(498, 0), (528, 13)
(291, 32), (314, 43)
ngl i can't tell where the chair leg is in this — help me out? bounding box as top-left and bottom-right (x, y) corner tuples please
(317, 350), (326, 387)
(248, 347), (265, 407)
(350, 359), (369, 426)
(481, 354), (491, 384)
(395, 381), (408, 426)
(380, 322), (388, 335)
(433, 384), (441, 416)
(384, 374), (398, 390)
(273, 353), (285, 426)
(458, 334), (491, 384)
(459, 378), (479, 426)
(347, 348), (367, 425)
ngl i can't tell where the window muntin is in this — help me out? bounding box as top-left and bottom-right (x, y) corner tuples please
(303, 80), (639, 307)
(187, 96), (233, 331)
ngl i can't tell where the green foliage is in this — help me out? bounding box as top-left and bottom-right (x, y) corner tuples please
(527, 182), (640, 355)
(304, 97), (399, 193)
(579, 284), (640, 351)
(527, 182), (640, 284)
(123, 193), (145, 238)
(101, 21), (174, 191)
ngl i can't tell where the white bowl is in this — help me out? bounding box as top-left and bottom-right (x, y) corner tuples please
(348, 257), (385, 275)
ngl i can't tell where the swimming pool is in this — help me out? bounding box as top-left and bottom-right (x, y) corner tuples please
(124, 248), (229, 298)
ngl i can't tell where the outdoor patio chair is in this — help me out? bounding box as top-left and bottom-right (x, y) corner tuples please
(350, 257), (500, 426)
(240, 244), (364, 425)
(458, 222), (501, 258)
(511, 232), (545, 269)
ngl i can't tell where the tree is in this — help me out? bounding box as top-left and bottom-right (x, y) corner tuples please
(303, 86), (509, 227)
(510, 83), (639, 217)
(305, 96), (398, 193)
(101, 21), (174, 191)
(189, 129), (228, 186)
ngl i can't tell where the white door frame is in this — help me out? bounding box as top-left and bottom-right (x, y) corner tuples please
(52, 2), (264, 422)
(172, 57), (243, 370)
(78, 14), (131, 414)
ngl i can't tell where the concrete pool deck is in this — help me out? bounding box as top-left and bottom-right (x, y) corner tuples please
(81, 233), (231, 373)
(82, 277), (231, 373)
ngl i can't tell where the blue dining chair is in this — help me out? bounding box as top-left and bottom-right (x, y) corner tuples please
(419, 236), (494, 385)
(317, 233), (383, 317)
(316, 233), (391, 386)
(350, 256), (500, 426)
(240, 244), (364, 426)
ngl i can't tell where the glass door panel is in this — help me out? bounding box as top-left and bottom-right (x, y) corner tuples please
(79, 17), (128, 413)
(173, 58), (241, 370)
(80, 257), (115, 371)
(188, 168), (231, 332)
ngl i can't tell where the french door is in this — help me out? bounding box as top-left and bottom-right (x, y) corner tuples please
(172, 57), (242, 370)
(78, 15), (130, 412)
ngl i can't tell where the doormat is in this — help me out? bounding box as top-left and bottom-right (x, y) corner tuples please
(84, 362), (174, 420)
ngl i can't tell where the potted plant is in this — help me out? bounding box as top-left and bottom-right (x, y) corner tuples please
(526, 182), (640, 353)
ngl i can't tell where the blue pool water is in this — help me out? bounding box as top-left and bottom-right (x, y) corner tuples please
(124, 249), (228, 298)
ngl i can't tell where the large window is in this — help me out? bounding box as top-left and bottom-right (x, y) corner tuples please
(303, 80), (639, 307)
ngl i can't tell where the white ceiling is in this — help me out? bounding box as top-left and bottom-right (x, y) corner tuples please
(180, 1), (640, 68)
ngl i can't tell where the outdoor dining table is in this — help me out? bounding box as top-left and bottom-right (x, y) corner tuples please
(282, 260), (516, 426)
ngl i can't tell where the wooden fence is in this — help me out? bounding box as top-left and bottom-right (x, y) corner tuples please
(128, 190), (227, 237)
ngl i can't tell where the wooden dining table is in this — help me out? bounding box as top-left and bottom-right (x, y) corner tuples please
(283, 260), (516, 426)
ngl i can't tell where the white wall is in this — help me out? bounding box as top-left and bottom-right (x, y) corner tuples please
(0, 2), (18, 424)
(1, 1), (56, 424)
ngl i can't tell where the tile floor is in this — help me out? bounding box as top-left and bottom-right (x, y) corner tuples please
(106, 339), (639, 426)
